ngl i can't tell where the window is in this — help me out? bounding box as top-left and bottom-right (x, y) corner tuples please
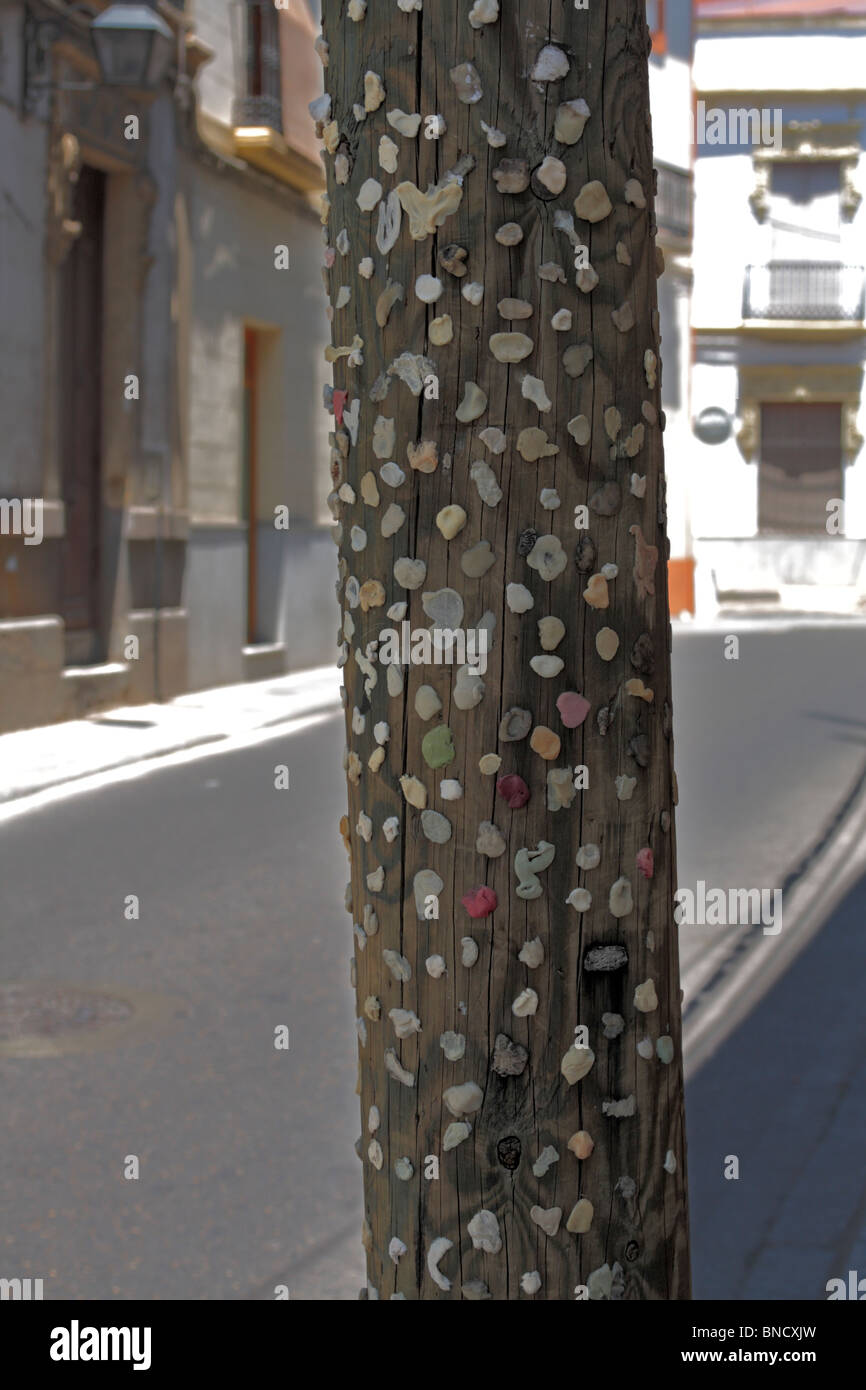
(746, 159), (863, 318)
(769, 161), (841, 242)
(770, 161), (840, 206)
(657, 276), (681, 411)
(758, 402), (843, 534)
(235, 0), (283, 133)
(656, 163), (692, 240)
(768, 160), (841, 264)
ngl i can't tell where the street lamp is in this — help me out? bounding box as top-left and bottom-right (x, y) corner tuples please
(90, 2), (174, 88)
(22, 0), (175, 113)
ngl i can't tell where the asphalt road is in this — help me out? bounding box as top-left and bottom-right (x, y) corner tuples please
(1, 622), (864, 1300)
(672, 622), (866, 1008)
(0, 717), (363, 1300)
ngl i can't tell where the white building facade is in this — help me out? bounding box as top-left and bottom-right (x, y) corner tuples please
(183, 0), (334, 688)
(0, 0), (333, 734)
(690, 0), (866, 616)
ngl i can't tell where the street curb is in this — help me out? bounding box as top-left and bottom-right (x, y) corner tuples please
(673, 615), (866, 635)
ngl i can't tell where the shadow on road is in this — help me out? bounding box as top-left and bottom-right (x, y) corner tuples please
(802, 711), (866, 732)
(686, 866), (866, 1299)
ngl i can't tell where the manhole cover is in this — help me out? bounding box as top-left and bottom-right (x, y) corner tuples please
(0, 985), (134, 1041)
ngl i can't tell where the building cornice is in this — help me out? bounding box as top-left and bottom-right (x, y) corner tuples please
(694, 322), (866, 341)
(740, 320), (866, 341)
(696, 86), (866, 99)
(696, 17), (866, 35)
(232, 126), (324, 197)
(187, 111), (322, 220)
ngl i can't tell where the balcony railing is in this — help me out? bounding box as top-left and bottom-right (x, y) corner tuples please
(743, 262), (865, 321)
(655, 163), (692, 241)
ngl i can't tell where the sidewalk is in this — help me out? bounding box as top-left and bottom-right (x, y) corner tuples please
(0, 666), (343, 805)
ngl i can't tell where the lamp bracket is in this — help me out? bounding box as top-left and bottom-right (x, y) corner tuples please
(22, 5), (97, 114)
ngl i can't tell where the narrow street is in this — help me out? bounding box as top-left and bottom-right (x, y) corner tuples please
(1, 622), (865, 1299)
(0, 717), (361, 1300)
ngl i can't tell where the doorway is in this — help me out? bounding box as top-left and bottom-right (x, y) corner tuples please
(758, 402), (843, 534)
(59, 163), (105, 664)
(242, 327), (259, 644)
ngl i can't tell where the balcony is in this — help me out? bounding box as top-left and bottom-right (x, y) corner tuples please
(227, 0), (323, 195)
(232, 0), (283, 135)
(743, 262), (865, 323)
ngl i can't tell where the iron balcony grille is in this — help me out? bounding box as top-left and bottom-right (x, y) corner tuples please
(743, 262), (866, 321)
(655, 163), (692, 241)
(234, 92), (283, 132)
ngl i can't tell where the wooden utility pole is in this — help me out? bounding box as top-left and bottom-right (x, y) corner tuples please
(316, 0), (690, 1300)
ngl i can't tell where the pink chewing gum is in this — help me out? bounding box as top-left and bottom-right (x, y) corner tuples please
(636, 847), (654, 879)
(461, 886), (498, 919)
(556, 691), (591, 728)
(497, 774), (530, 809)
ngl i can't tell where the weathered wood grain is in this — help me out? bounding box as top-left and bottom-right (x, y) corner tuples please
(319, 0), (690, 1300)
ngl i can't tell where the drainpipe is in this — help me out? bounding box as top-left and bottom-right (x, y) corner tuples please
(153, 442), (168, 704)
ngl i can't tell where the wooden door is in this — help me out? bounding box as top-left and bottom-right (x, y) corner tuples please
(59, 164), (105, 661)
(759, 402), (843, 534)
